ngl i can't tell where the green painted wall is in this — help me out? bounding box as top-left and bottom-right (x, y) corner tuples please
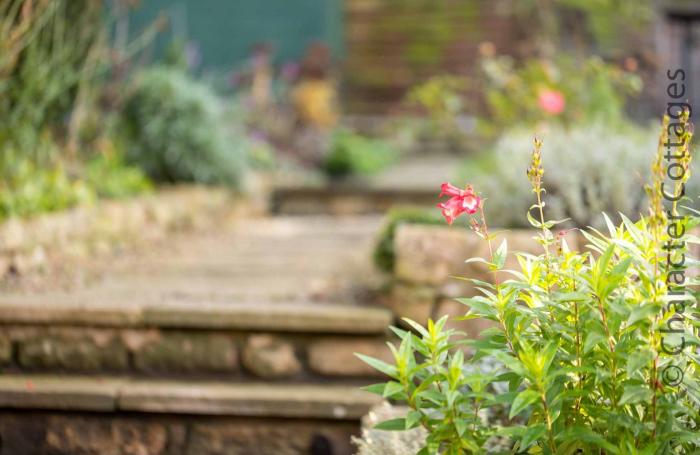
(128, 0), (343, 70)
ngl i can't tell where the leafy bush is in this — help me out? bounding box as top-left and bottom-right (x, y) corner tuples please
(121, 66), (247, 186)
(462, 122), (700, 228)
(359, 116), (700, 453)
(324, 130), (398, 177)
(373, 206), (444, 273)
(480, 55), (641, 134)
(85, 152), (152, 199)
(0, 139), (152, 220)
(0, 144), (93, 219)
(405, 76), (472, 147)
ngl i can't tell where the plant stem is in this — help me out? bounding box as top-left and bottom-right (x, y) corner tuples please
(540, 390), (558, 454)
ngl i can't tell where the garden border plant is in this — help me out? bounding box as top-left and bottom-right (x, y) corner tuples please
(358, 112), (699, 454)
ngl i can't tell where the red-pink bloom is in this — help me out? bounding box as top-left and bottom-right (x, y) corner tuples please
(538, 89), (565, 115)
(437, 183), (481, 225)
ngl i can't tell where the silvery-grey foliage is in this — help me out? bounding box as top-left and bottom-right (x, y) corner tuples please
(464, 122), (699, 228)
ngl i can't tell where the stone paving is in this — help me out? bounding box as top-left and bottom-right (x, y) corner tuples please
(0, 214), (385, 311)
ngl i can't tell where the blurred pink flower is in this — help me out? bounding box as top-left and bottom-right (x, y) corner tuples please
(437, 183), (481, 225)
(538, 89), (565, 115)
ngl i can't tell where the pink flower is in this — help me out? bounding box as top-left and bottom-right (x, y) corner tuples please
(437, 183), (481, 225)
(538, 89), (565, 115)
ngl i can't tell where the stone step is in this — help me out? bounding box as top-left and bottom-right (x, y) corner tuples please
(0, 298), (391, 334)
(0, 376), (374, 454)
(272, 186), (437, 215)
(0, 375), (380, 420)
(0, 298), (395, 382)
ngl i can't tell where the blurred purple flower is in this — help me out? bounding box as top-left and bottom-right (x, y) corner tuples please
(280, 61), (300, 81)
(185, 42), (202, 70)
(230, 71), (244, 88)
(249, 130), (267, 143)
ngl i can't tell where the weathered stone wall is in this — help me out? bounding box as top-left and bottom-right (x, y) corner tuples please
(0, 186), (251, 283)
(0, 325), (392, 381)
(0, 411), (357, 455)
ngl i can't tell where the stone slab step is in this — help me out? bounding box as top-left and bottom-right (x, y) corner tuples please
(0, 375), (380, 420)
(0, 298), (392, 334)
(271, 186), (437, 215)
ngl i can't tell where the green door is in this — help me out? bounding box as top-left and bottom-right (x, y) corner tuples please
(128, 0), (343, 70)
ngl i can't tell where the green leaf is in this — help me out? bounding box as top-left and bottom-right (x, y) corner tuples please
(374, 418), (407, 431)
(627, 303), (658, 327)
(618, 385), (653, 406)
(405, 410), (422, 429)
(401, 318), (430, 339)
(602, 257), (632, 298)
(382, 381), (404, 398)
(455, 297), (497, 318)
(584, 330), (606, 354)
(555, 426), (619, 453)
(492, 238), (507, 270)
(526, 210), (542, 228)
(464, 257), (492, 266)
(602, 212), (617, 237)
(361, 383), (387, 395)
(520, 423), (547, 449)
(594, 243), (615, 296)
(509, 389), (540, 419)
(625, 349), (654, 377)
(355, 353), (398, 378)
(454, 418), (468, 437)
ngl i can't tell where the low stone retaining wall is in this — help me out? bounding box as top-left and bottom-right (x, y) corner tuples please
(381, 224), (585, 335)
(0, 186), (250, 283)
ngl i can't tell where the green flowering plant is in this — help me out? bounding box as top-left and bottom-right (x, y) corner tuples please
(358, 114), (700, 454)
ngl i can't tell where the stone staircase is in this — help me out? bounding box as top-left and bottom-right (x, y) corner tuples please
(0, 215), (395, 455)
(272, 154), (460, 215)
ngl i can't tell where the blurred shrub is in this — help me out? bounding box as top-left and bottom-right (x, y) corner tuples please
(480, 55), (641, 135)
(406, 76), (467, 133)
(85, 151), (152, 199)
(324, 130), (397, 177)
(462, 122), (700, 228)
(373, 206), (443, 273)
(121, 66), (247, 186)
(0, 141), (93, 219)
(404, 76), (473, 152)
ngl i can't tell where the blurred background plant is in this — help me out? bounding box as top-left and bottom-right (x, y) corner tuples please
(0, 0), (691, 225)
(511, 0), (654, 58)
(324, 130), (398, 179)
(372, 206), (443, 273)
(404, 75), (474, 153)
(459, 121), (700, 228)
(120, 65), (247, 186)
(0, 0), (158, 220)
(478, 54), (642, 136)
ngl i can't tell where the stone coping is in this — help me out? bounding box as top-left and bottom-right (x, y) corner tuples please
(0, 298), (393, 334)
(0, 375), (380, 420)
